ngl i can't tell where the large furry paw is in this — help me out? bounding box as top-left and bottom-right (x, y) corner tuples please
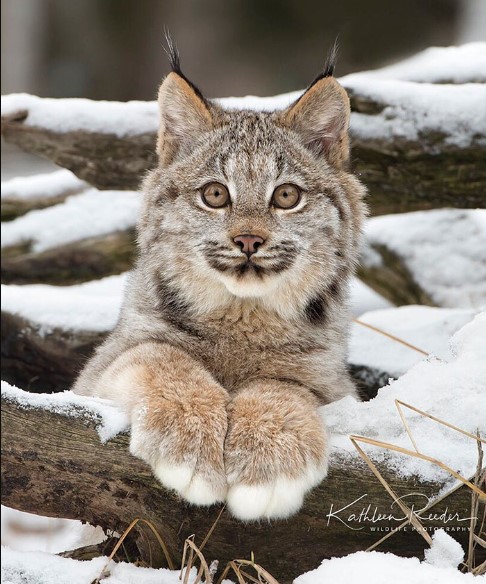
(224, 383), (328, 521)
(130, 393), (228, 506)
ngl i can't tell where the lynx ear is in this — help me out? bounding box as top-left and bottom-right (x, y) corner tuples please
(157, 72), (213, 166)
(279, 75), (351, 169)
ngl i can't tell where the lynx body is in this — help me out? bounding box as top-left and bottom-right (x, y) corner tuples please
(73, 46), (367, 520)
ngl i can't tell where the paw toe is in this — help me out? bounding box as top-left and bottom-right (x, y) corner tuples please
(183, 474), (226, 506)
(153, 460), (193, 492)
(226, 484), (274, 521)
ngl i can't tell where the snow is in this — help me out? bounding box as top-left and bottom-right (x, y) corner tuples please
(1, 547), (195, 584)
(1, 273), (127, 334)
(350, 278), (393, 316)
(1, 381), (129, 443)
(2, 43), (485, 151)
(1, 169), (87, 202)
(325, 311), (486, 485)
(424, 529), (465, 569)
(295, 549), (476, 584)
(1, 188), (140, 252)
(364, 209), (486, 309)
(1, 506), (107, 554)
(346, 80), (486, 150)
(350, 305), (476, 376)
(344, 42), (486, 84)
(1, 93), (159, 138)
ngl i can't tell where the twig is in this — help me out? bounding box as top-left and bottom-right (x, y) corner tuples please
(353, 319), (429, 356)
(350, 436), (433, 545)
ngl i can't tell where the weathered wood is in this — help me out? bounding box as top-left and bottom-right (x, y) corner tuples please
(0, 310), (389, 397)
(1, 230), (136, 285)
(1, 110), (157, 191)
(358, 244), (435, 307)
(2, 94), (485, 215)
(1, 189), (85, 222)
(1, 391), (472, 582)
(0, 311), (106, 393)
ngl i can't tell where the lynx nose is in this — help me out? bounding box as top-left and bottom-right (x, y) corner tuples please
(233, 234), (265, 258)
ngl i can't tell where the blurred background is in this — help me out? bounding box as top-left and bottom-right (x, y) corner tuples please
(2, 0), (486, 102)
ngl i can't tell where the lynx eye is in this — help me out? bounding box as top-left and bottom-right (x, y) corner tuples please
(271, 184), (301, 209)
(201, 183), (230, 208)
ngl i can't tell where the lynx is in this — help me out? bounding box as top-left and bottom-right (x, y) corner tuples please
(73, 42), (367, 521)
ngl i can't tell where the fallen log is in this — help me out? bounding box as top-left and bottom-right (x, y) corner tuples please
(2, 76), (485, 215)
(0, 311), (107, 393)
(1, 387), (472, 583)
(1, 230), (136, 285)
(358, 244), (435, 307)
(1, 168), (89, 221)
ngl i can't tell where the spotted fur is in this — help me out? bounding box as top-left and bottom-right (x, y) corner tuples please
(73, 51), (367, 520)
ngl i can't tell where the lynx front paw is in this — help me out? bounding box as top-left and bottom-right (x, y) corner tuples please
(129, 390), (228, 506)
(224, 383), (328, 521)
(226, 464), (326, 521)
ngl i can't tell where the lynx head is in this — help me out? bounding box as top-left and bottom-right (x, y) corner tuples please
(139, 42), (367, 318)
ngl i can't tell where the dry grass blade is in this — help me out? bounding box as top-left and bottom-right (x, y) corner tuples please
(473, 534), (486, 548)
(353, 318), (429, 356)
(217, 560), (247, 584)
(92, 517), (174, 583)
(216, 558), (280, 584)
(366, 476), (470, 552)
(199, 506), (225, 552)
(180, 535), (212, 584)
(395, 400), (486, 445)
(350, 434), (486, 500)
(466, 436), (485, 572)
(472, 560), (486, 576)
(350, 436), (433, 545)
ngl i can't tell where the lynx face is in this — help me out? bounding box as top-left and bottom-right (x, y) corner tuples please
(139, 59), (366, 317)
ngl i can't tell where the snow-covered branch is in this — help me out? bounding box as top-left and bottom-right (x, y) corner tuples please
(2, 44), (485, 214)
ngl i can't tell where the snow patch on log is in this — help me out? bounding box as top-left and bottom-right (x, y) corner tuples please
(1, 274), (127, 334)
(1, 94), (159, 137)
(343, 42), (486, 83)
(1, 381), (129, 442)
(1, 169), (88, 202)
(1, 189), (140, 252)
(345, 79), (486, 150)
(325, 311), (486, 485)
(364, 209), (486, 309)
(424, 529), (465, 569)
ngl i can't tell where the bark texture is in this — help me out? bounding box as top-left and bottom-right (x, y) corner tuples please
(2, 93), (485, 215)
(1, 391), (472, 583)
(1, 230), (136, 285)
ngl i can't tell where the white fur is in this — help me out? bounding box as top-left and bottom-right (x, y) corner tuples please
(183, 474), (226, 506)
(218, 271), (283, 298)
(130, 432), (226, 506)
(154, 461), (225, 505)
(227, 461), (328, 521)
(153, 460), (194, 492)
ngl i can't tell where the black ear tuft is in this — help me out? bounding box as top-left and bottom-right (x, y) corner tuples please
(308, 37), (339, 89)
(163, 28), (207, 102)
(164, 28), (182, 75)
(322, 37), (339, 78)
